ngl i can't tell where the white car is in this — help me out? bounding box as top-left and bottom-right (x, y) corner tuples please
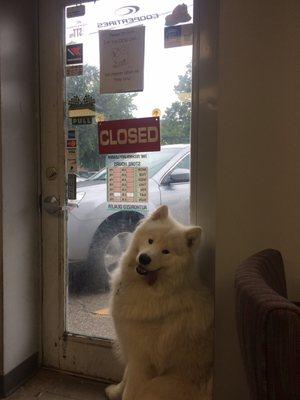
(68, 144), (190, 291)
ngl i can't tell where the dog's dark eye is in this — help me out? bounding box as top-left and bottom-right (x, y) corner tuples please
(162, 249), (170, 254)
(148, 239), (154, 244)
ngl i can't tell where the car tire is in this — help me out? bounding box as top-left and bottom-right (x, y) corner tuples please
(86, 211), (144, 293)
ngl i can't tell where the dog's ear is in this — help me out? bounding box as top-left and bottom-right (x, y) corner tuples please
(185, 226), (202, 248)
(151, 205), (169, 221)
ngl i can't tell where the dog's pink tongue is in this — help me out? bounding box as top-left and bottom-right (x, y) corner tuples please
(146, 270), (158, 286)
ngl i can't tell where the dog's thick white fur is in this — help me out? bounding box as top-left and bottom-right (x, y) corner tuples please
(105, 205), (212, 400)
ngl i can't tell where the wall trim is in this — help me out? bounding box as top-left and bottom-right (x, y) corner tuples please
(0, 353), (39, 398)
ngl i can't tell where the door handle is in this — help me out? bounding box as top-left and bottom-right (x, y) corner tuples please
(43, 195), (63, 215)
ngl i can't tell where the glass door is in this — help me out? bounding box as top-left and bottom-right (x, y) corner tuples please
(40, 0), (200, 381)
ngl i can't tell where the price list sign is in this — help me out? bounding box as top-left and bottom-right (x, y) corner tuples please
(107, 167), (148, 203)
(106, 154), (148, 212)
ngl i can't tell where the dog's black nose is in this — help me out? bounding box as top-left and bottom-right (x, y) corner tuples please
(139, 253), (151, 265)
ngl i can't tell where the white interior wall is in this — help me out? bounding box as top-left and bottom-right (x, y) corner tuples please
(0, 0), (39, 374)
(215, 1), (300, 399)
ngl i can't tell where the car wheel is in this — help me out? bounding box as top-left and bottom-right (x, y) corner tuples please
(87, 211), (144, 292)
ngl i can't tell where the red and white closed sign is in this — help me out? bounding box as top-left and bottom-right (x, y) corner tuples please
(98, 117), (160, 154)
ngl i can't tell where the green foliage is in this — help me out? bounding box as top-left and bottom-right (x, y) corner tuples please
(161, 61), (191, 144)
(174, 61), (192, 94)
(66, 65), (137, 170)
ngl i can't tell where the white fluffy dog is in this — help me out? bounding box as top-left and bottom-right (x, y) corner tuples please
(105, 205), (212, 400)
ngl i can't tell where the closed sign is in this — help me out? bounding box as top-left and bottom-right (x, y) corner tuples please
(98, 117), (160, 154)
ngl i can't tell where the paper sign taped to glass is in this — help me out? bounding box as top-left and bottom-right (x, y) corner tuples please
(99, 26), (145, 93)
(106, 154), (148, 212)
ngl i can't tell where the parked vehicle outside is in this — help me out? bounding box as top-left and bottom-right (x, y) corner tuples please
(68, 144), (190, 292)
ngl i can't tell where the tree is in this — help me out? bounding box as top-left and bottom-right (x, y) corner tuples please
(66, 65), (137, 170)
(161, 62), (191, 144)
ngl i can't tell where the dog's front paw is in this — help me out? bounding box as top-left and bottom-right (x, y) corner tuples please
(105, 383), (123, 400)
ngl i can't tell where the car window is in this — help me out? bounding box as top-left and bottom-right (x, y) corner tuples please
(161, 153), (190, 185)
(148, 148), (184, 177)
(174, 154), (190, 170)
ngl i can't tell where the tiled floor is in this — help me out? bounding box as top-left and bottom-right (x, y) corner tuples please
(7, 369), (107, 400)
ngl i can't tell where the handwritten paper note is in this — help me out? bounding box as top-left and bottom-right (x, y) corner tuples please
(99, 26), (145, 94)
